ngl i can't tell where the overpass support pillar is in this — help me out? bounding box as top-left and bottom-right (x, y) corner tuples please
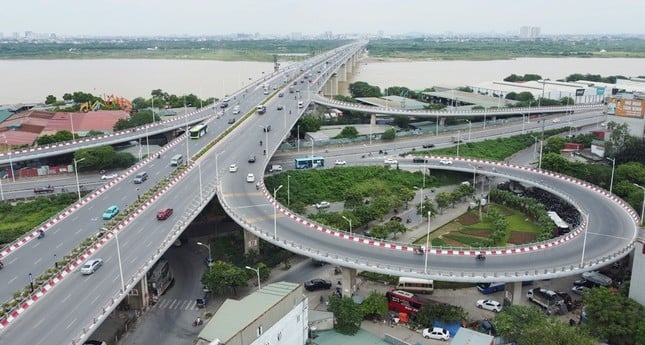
(243, 230), (260, 255)
(439, 117), (446, 127)
(331, 75), (338, 97)
(338, 267), (357, 297)
(127, 274), (150, 311)
(505, 281), (523, 306)
(370, 114), (377, 127)
(338, 64), (347, 82)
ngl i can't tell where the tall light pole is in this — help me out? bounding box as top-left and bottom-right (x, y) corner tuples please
(197, 241), (212, 272)
(310, 138), (314, 158)
(184, 111), (190, 164)
(456, 130), (461, 158)
(245, 266), (261, 290)
(424, 211), (431, 274)
(287, 175), (291, 206)
(0, 173), (4, 201)
(1, 136), (15, 182)
(634, 184), (645, 227)
(73, 157), (86, 201)
(607, 157), (616, 194)
(342, 215), (353, 235)
(114, 230), (126, 293)
(273, 185), (283, 239)
(297, 125), (300, 153)
(465, 119), (471, 142)
(198, 162), (203, 203)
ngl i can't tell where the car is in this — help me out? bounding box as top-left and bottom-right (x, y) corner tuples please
(220, 102), (228, 108)
(278, 92), (284, 97)
(102, 205), (120, 220)
(315, 201), (330, 209)
(453, 139), (464, 144)
(81, 258), (103, 275)
(133, 171), (148, 184)
(552, 118), (561, 123)
(439, 159), (453, 165)
(334, 160), (347, 166)
(422, 143), (435, 148)
(222, 96), (230, 103)
(232, 106), (241, 114)
(156, 208), (173, 220)
(101, 172), (118, 180)
(246, 173), (255, 183)
(83, 340), (107, 345)
(227, 118), (236, 124)
(229, 164), (238, 173)
(263, 89), (269, 95)
(263, 125), (272, 132)
(277, 104), (284, 110)
(422, 327), (450, 341)
(384, 158), (398, 165)
(248, 155), (256, 163)
(304, 278), (332, 291)
(477, 299), (502, 312)
(571, 285), (588, 295)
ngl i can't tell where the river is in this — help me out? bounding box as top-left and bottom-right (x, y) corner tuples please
(1, 57), (644, 104)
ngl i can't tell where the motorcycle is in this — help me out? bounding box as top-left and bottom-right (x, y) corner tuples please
(0, 260), (4, 270)
(37, 230), (45, 239)
(476, 254), (486, 261)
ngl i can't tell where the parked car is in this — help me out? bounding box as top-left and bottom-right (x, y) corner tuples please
(102, 205), (120, 220)
(156, 208), (173, 220)
(422, 327), (450, 341)
(439, 159), (453, 165)
(334, 160), (347, 165)
(101, 172), (118, 180)
(315, 201), (330, 209)
(229, 164), (238, 173)
(81, 258), (103, 275)
(384, 158), (398, 165)
(304, 279), (332, 291)
(246, 173), (255, 183)
(477, 299), (503, 312)
(422, 143), (435, 148)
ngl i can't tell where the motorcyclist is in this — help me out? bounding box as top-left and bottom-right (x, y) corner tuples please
(0, 260), (4, 269)
(256, 182), (260, 190)
(259, 140), (263, 146)
(38, 229), (45, 239)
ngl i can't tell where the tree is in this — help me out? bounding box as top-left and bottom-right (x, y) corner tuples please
(384, 220), (407, 239)
(201, 261), (248, 296)
(515, 91), (535, 102)
(62, 93), (73, 101)
(583, 286), (645, 345)
(343, 190), (364, 210)
(544, 136), (567, 154)
(360, 291), (388, 320)
(45, 95), (57, 104)
(416, 303), (467, 328)
(328, 295), (363, 335)
(348, 81), (381, 98)
(435, 192), (452, 213)
(336, 126), (359, 139)
(416, 199), (437, 218)
(605, 121), (631, 156)
(381, 128), (396, 140)
(297, 114), (321, 134)
(391, 116), (410, 129)
(369, 224), (389, 239)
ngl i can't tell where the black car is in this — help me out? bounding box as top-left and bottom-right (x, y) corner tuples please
(220, 102), (228, 108)
(304, 279), (332, 291)
(228, 118), (235, 124)
(248, 155), (256, 163)
(422, 143), (435, 148)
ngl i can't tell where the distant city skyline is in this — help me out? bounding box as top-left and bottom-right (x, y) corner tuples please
(3, 0), (644, 37)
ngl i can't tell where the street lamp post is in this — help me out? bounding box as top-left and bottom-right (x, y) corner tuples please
(114, 230), (126, 293)
(634, 184), (645, 226)
(456, 130), (461, 158)
(197, 241), (212, 272)
(310, 138), (314, 158)
(297, 125), (300, 153)
(424, 211), (431, 274)
(287, 175), (290, 206)
(607, 157), (616, 194)
(465, 119), (471, 142)
(245, 266), (261, 290)
(1, 136), (15, 182)
(342, 215), (353, 235)
(73, 157), (86, 201)
(273, 185), (283, 239)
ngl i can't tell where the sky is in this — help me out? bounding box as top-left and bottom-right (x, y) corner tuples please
(2, 0), (644, 37)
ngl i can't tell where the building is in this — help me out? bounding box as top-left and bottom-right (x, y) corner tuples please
(519, 26), (540, 39)
(195, 282), (308, 345)
(452, 328), (494, 345)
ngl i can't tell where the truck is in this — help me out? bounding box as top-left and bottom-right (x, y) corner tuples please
(269, 165), (283, 173)
(34, 186), (55, 194)
(527, 287), (567, 315)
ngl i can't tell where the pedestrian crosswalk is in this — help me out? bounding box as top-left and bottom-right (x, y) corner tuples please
(154, 298), (199, 310)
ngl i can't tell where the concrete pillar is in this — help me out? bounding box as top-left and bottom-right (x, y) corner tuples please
(243, 229), (260, 255)
(370, 114), (377, 127)
(346, 58), (353, 74)
(506, 281), (523, 306)
(338, 267), (357, 297)
(439, 117), (446, 127)
(338, 64), (347, 82)
(127, 274), (149, 311)
(331, 76), (338, 97)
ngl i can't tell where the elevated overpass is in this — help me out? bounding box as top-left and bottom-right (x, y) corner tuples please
(0, 42), (639, 345)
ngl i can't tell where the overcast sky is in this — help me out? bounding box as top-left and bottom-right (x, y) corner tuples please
(3, 0), (644, 37)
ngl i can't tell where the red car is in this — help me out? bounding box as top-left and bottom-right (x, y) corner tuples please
(156, 208), (173, 220)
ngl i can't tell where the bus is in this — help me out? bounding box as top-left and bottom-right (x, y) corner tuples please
(547, 211), (570, 235)
(396, 277), (434, 294)
(385, 289), (429, 314)
(189, 124), (208, 139)
(294, 156), (325, 169)
(147, 258), (174, 302)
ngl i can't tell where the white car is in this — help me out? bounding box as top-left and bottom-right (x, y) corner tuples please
(439, 159), (453, 165)
(384, 158), (398, 165)
(315, 201), (330, 209)
(229, 164), (238, 173)
(81, 258), (103, 275)
(246, 173), (255, 183)
(476, 299), (502, 312)
(101, 173), (118, 180)
(422, 327), (450, 341)
(232, 106), (241, 114)
(552, 118), (561, 123)
(334, 160), (347, 166)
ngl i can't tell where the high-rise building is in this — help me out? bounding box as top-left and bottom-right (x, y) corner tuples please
(519, 26), (540, 38)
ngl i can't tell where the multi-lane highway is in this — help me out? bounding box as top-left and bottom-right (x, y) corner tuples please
(0, 41), (639, 344)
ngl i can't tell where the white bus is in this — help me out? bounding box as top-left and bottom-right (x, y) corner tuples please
(396, 277), (434, 294)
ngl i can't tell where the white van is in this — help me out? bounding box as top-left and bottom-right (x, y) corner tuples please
(298, 101), (304, 108)
(170, 154), (183, 167)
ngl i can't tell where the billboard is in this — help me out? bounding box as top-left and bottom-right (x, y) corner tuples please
(607, 97), (645, 118)
(596, 87), (606, 95)
(575, 89), (585, 96)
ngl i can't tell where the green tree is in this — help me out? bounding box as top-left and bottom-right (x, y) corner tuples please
(360, 290), (388, 320)
(336, 126), (359, 139)
(381, 128), (396, 140)
(62, 93), (73, 101)
(201, 261), (248, 296)
(435, 192), (452, 213)
(369, 224), (389, 239)
(343, 190), (364, 210)
(45, 95), (57, 104)
(391, 116), (411, 129)
(297, 114), (321, 134)
(384, 220), (407, 239)
(328, 295), (363, 335)
(583, 286), (645, 345)
(515, 91), (535, 102)
(74, 146), (119, 171)
(544, 136), (567, 154)
(416, 303), (467, 327)
(416, 199), (437, 218)
(348, 81), (381, 98)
